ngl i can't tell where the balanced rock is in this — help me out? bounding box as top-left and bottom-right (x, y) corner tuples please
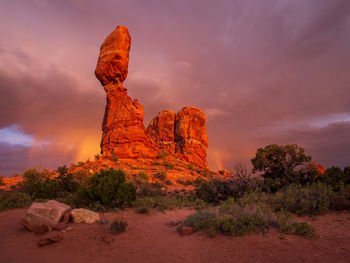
(71, 208), (100, 224)
(95, 25), (131, 86)
(96, 26), (159, 159)
(175, 107), (208, 168)
(22, 200), (71, 233)
(147, 110), (176, 154)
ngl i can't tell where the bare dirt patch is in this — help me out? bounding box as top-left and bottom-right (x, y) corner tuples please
(0, 208), (349, 263)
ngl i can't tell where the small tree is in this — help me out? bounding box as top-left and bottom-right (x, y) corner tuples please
(251, 144), (312, 191)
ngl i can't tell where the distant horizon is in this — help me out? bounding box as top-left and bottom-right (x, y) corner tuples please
(1, 0), (350, 176)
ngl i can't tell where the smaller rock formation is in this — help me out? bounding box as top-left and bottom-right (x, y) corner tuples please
(22, 200), (71, 233)
(175, 107), (208, 168)
(71, 208), (100, 224)
(147, 107), (208, 168)
(147, 110), (176, 153)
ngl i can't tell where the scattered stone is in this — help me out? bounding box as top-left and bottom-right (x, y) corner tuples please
(71, 208), (100, 224)
(38, 231), (63, 246)
(180, 226), (194, 236)
(100, 233), (115, 244)
(22, 200), (71, 233)
(52, 222), (67, 231)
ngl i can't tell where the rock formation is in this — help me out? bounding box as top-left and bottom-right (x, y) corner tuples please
(96, 26), (208, 167)
(96, 26), (159, 158)
(147, 107), (208, 167)
(174, 107), (208, 168)
(147, 110), (176, 153)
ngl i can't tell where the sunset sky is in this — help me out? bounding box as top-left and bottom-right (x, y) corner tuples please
(1, 0), (350, 176)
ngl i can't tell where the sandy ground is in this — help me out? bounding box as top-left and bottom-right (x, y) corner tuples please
(0, 208), (349, 263)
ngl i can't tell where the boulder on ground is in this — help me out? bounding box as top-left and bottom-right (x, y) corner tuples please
(22, 200), (71, 233)
(38, 231), (63, 246)
(71, 208), (100, 224)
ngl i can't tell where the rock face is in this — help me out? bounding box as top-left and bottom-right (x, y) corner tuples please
(71, 208), (100, 224)
(22, 200), (71, 233)
(174, 107), (208, 168)
(96, 26), (159, 158)
(96, 26), (208, 167)
(147, 107), (208, 167)
(147, 110), (176, 154)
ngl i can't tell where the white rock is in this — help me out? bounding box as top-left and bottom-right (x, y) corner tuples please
(71, 208), (100, 224)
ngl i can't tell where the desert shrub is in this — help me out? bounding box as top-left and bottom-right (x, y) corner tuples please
(187, 164), (197, 171)
(0, 177), (4, 186)
(137, 182), (165, 197)
(72, 170), (91, 186)
(199, 168), (215, 178)
(163, 162), (175, 170)
(343, 167), (350, 185)
(0, 190), (32, 211)
(137, 172), (149, 181)
(132, 197), (157, 208)
(293, 222), (316, 239)
(329, 184), (350, 210)
(94, 154), (101, 161)
(154, 171), (167, 180)
(196, 178), (253, 203)
(135, 207), (151, 214)
(183, 212), (218, 236)
(85, 169), (136, 207)
(109, 220), (128, 235)
(156, 151), (169, 159)
(271, 183), (334, 216)
(56, 166), (79, 193)
(164, 179), (173, 185)
(109, 153), (119, 162)
(320, 167), (345, 189)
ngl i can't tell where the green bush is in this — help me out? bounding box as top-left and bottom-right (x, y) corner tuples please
(0, 190), (32, 211)
(293, 222), (316, 239)
(321, 167), (347, 189)
(109, 220), (128, 235)
(196, 178), (259, 203)
(135, 207), (151, 214)
(137, 182), (165, 197)
(271, 183), (334, 216)
(85, 169), (136, 207)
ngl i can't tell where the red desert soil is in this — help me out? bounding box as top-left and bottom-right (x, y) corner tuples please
(0, 208), (349, 263)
